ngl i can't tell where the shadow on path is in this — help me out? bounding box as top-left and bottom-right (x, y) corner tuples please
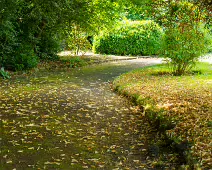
(0, 59), (178, 169)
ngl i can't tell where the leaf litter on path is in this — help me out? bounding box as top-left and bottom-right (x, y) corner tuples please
(1, 59), (179, 169)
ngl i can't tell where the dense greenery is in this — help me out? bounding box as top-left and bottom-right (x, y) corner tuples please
(158, 1), (209, 75)
(0, 0), (123, 71)
(93, 20), (163, 56)
(1, 0), (211, 73)
(148, 0), (210, 75)
(127, 0), (211, 75)
(0, 0), (64, 70)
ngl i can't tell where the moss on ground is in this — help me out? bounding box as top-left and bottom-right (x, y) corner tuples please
(113, 62), (212, 169)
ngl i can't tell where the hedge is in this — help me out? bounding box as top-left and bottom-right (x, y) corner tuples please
(93, 20), (163, 56)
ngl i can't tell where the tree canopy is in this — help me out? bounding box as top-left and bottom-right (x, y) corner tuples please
(0, 0), (211, 71)
(0, 0), (124, 70)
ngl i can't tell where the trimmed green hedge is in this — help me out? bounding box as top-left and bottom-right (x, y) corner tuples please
(93, 20), (163, 56)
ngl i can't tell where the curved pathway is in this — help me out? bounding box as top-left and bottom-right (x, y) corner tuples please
(1, 58), (177, 169)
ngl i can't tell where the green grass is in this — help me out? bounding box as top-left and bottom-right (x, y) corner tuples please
(113, 62), (212, 169)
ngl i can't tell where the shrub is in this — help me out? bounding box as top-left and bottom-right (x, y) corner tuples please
(203, 26), (212, 53)
(36, 33), (61, 61)
(93, 20), (163, 56)
(4, 44), (38, 71)
(160, 27), (207, 76)
(159, 1), (209, 76)
(0, 20), (18, 68)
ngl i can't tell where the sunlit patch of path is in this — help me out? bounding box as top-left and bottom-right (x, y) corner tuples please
(199, 53), (212, 64)
(0, 59), (176, 169)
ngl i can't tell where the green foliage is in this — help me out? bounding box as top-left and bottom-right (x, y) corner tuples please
(0, 20), (18, 68)
(0, 0), (210, 72)
(65, 24), (92, 55)
(69, 57), (87, 68)
(158, 1), (209, 75)
(4, 44), (39, 71)
(37, 33), (61, 61)
(93, 20), (163, 56)
(89, 1), (124, 31)
(1, 0), (124, 71)
(124, 6), (147, 21)
(202, 26), (212, 52)
(160, 27), (207, 76)
(0, 67), (11, 79)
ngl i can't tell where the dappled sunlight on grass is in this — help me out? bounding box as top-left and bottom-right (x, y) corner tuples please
(113, 62), (212, 169)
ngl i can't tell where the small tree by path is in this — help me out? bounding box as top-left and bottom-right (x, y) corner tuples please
(159, 1), (209, 75)
(65, 24), (92, 55)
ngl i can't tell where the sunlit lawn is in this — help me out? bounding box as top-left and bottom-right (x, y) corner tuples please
(113, 62), (212, 169)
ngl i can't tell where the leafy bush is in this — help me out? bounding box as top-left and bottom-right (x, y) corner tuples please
(203, 26), (212, 53)
(36, 33), (61, 61)
(158, 1), (209, 76)
(4, 44), (38, 71)
(160, 27), (207, 76)
(93, 20), (163, 56)
(0, 20), (18, 68)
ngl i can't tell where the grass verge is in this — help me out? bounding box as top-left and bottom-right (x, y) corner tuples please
(113, 62), (212, 169)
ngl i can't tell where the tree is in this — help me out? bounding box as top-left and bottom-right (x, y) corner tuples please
(65, 24), (92, 55)
(63, 0), (124, 55)
(0, 0), (124, 70)
(0, 0), (18, 67)
(129, 0), (210, 75)
(158, 1), (209, 75)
